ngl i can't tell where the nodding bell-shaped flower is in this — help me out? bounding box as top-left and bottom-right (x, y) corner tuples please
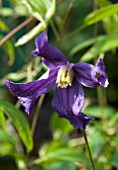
(5, 32), (109, 129)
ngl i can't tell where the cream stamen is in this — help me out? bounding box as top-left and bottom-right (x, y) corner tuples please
(56, 65), (74, 88)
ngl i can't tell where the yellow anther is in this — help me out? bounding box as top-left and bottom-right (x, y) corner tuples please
(56, 65), (74, 88)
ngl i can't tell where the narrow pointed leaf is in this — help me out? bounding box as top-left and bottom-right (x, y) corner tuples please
(109, 153), (118, 168)
(69, 35), (106, 57)
(80, 36), (118, 62)
(45, 0), (55, 20)
(83, 4), (118, 27)
(102, 13), (118, 35)
(97, 0), (111, 7)
(46, 148), (89, 165)
(44, 162), (76, 170)
(0, 106), (6, 131)
(27, 0), (47, 14)
(0, 8), (13, 16)
(0, 20), (9, 31)
(0, 129), (16, 147)
(0, 99), (33, 152)
(3, 40), (15, 66)
(15, 22), (46, 46)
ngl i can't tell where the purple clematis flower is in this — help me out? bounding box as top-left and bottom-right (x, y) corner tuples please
(5, 32), (108, 129)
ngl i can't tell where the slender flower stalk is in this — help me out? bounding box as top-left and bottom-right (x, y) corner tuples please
(82, 130), (95, 170)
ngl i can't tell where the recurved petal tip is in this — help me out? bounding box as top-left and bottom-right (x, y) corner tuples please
(5, 80), (11, 87)
(5, 80), (18, 93)
(68, 112), (94, 130)
(95, 58), (109, 88)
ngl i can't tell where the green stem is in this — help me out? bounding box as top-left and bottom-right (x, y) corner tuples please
(31, 94), (45, 136)
(0, 17), (33, 46)
(97, 86), (104, 109)
(27, 62), (33, 82)
(29, 157), (47, 167)
(61, 0), (76, 36)
(97, 86), (108, 123)
(0, 17), (30, 63)
(82, 130), (95, 170)
(0, 0), (2, 8)
(50, 20), (61, 42)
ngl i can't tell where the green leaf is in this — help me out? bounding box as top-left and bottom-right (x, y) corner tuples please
(10, 0), (30, 16)
(38, 146), (89, 167)
(83, 106), (115, 118)
(39, 140), (67, 160)
(0, 20), (9, 31)
(24, 0), (55, 19)
(45, 140), (67, 154)
(26, 0), (47, 14)
(0, 144), (13, 156)
(0, 106), (6, 131)
(0, 144), (26, 162)
(45, 148), (89, 166)
(50, 113), (73, 138)
(0, 34), (15, 66)
(97, 0), (118, 36)
(103, 14), (118, 35)
(0, 99), (33, 152)
(12, 0), (55, 45)
(0, 129), (16, 147)
(83, 4), (118, 27)
(90, 130), (104, 158)
(97, 0), (111, 8)
(15, 22), (46, 46)
(108, 112), (118, 127)
(45, 0), (55, 20)
(80, 36), (118, 62)
(69, 35), (106, 57)
(3, 40), (15, 66)
(0, 8), (13, 16)
(109, 153), (118, 168)
(44, 161), (76, 170)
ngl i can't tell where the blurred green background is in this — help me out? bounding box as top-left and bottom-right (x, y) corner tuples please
(0, 0), (118, 170)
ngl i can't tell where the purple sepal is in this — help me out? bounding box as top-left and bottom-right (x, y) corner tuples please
(32, 32), (67, 68)
(73, 58), (109, 88)
(62, 112), (94, 130)
(52, 78), (84, 116)
(5, 69), (58, 114)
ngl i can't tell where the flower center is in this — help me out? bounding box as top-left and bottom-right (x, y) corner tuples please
(56, 65), (74, 88)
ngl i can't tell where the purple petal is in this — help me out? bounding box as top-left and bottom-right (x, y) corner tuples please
(73, 58), (109, 88)
(32, 32), (67, 68)
(52, 78), (84, 117)
(65, 112), (94, 129)
(5, 68), (58, 114)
